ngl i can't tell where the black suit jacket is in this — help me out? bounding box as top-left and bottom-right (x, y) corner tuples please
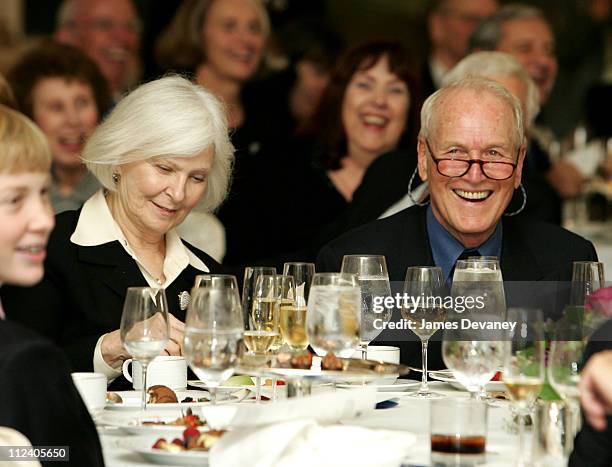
(0, 320), (104, 467)
(1, 209), (222, 374)
(316, 205), (598, 369)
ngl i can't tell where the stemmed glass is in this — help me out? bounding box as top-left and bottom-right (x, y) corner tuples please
(246, 274), (280, 402)
(341, 255), (392, 359)
(183, 287), (243, 405)
(307, 273), (361, 358)
(503, 308), (545, 467)
(242, 267), (276, 328)
(402, 266), (447, 398)
(277, 275), (309, 351)
(283, 262), (315, 307)
(120, 287), (170, 411)
(450, 258), (506, 399)
(194, 274), (239, 290)
(570, 261), (605, 306)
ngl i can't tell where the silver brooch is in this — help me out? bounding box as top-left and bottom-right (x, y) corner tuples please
(178, 291), (191, 311)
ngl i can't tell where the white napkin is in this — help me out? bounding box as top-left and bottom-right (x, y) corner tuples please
(209, 420), (416, 467)
(201, 387), (376, 429)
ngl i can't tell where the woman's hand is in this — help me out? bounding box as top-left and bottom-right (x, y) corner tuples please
(163, 314), (185, 356)
(100, 314), (185, 366)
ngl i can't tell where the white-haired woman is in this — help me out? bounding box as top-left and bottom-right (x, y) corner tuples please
(1, 76), (234, 385)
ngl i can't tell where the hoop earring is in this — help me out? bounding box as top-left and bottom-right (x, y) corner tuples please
(504, 183), (527, 217)
(112, 172), (120, 184)
(408, 167), (429, 207)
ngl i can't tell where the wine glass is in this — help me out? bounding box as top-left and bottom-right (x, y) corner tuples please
(183, 287), (243, 405)
(277, 275), (308, 351)
(548, 320), (584, 402)
(503, 308), (545, 467)
(247, 274), (280, 402)
(242, 267), (276, 328)
(307, 273), (361, 358)
(402, 266), (447, 398)
(452, 258), (506, 399)
(194, 274), (239, 290)
(120, 287), (170, 411)
(283, 262), (315, 307)
(570, 261), (605, 306)
(340, 255), (392, 359)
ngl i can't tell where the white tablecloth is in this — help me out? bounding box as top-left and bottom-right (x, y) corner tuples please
(98, 382), (527, 467)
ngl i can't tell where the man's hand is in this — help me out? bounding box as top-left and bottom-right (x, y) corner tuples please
(579, 350), (612, 430)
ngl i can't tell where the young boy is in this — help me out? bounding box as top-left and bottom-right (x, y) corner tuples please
(0, 105), (104, 466)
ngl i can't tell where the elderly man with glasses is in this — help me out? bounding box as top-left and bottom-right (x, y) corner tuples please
(316, 77), (597, 369)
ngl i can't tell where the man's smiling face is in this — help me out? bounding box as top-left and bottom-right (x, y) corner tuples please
(417, 87), (525, 248)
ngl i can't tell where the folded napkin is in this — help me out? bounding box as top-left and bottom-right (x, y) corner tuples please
(201, 387), (377, 429)
(210, 420), (416, 467)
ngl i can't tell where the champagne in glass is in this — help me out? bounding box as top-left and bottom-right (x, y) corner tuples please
(307, 273), (361, 358)
(120, 287), (170, 411)
(251, 274), (282, 351)
(242, 267), (276, 328)
(341, 255), (392, 358)
(283, 262), (315, 307)
(276, 275), (308, 351)
(402, 266), (446, 398)
(503, 308), (545, 467)
(183, 287), (243, 404)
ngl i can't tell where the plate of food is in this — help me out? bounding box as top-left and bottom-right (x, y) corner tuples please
(116, 408), (210, 436)
(239, 351), (411, 383)
(428, 369), (507, 392)
(188, 375), (254, 399)
(124, 428), (225, 466)
(336, 379), (421, 392)
(106, 386), (212, 411)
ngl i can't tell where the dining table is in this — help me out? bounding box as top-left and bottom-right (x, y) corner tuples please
(97, 380), (539, 467)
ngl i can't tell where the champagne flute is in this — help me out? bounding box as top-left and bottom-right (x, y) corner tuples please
(340, 255), (392, 359)
(570, 261), (605, 306)
(247, 274), (280, 402)
(402, 266), (446, 398)
(283, 262), (315, 307)
(194, 274), (239, 290)
(242, 267), (276, 329)
(307, 273), (361, 358)
(183, 287), (243, 405)
(120, 287), (170, 411)
(278, 275), (309, 351)
(503, 308), (545, 467)
(548, 320), (584, 402)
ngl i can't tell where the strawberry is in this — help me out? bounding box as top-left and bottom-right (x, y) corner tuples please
(171, 438), (184, 447)
(183, 426), (200, 440)
(491, 371), (502, 381)
(152, 438), (167, 449)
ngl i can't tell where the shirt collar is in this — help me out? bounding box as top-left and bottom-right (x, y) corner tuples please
(71, 190), (209, 285)
(426, 205), (502, 282)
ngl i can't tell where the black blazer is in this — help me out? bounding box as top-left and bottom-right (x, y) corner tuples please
(316, 205), (598, 369)
(0, 320), (104, 467)
(1, 209), (222, 373)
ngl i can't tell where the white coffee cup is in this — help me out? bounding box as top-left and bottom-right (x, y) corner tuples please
(363, 345), (400, 364)
(352, 346), (401, 384)
(122, 355), (187, 390)
(71, 372), (107, 414)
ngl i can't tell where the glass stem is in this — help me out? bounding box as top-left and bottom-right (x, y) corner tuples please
(210, 387), (217, 406)
(141, 362), (149, 411)
(272, 378), (277, 402)
(255, 376), (262, 403)
(517, 410), (525, 465)
(420, 339), (429, 394)
(361, 343), (368, 360)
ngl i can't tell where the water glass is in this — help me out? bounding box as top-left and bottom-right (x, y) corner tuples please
(570, 261), (605, 306)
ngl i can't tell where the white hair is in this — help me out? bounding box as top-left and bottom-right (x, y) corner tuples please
(420, 77), (525, 150)
(443, 51), (540, 127)
(83, 75), (234, 212)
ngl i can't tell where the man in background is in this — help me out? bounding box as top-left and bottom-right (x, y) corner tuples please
(55, 0), (140, 99)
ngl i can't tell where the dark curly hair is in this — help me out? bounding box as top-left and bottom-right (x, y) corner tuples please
(307, 39), (421, 170)
(8, 40), (111, 119)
